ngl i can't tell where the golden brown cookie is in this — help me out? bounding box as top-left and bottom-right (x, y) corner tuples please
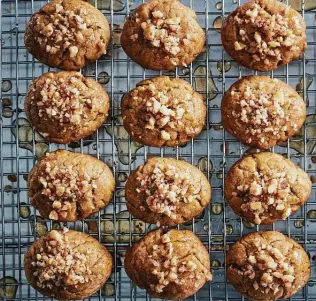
(124, 228), (212, 300)
(25, 71), (110, 144)
(221, 0), (306, 71)
(24, 0), (110, 70)
(221, 76), (306, 149)
(121, 76), (206, 147)
(224, 152), (311, 225)
(227, 231), (310, 300)
(24, 229), (113, 300)
(28, 150), (115, 221)
(120, 0), (205, 70)
(125, 157), (211, 226)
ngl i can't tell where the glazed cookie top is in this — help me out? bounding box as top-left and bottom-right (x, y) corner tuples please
(221, 0), (306, 71)
(227, 231), (310, 300)
(120, 0), (205, 70)
(122, 76), (206, 147)
(25, 72), (109, 144)
(125, 157), (211, 226)
(222, 76), (306, 149)
(25, 0), (110, 70)
(125, 229), (212, 299)
(24, 229), (112, 300)
(224, 152), (311, 225)
(28, 150), (115, 221)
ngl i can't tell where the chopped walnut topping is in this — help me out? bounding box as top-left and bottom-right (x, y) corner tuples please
(136, 163), (200, 218)
(242, 237), (295, 294)
(233, 2), (303, 64)
(35, 4), (101, 55)
(148, 233), (204, 293)
(32, 75), (97, 127)
(238, 169), (292, 224)
(231, 82), (300, 146)
(37, 159), (97, 220)
(31, 230), (92, 289)
(139, 10), (184, 55)
(132, 82), (196, 141)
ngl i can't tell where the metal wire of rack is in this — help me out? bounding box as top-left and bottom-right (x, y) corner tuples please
(0, 0), (315, 300)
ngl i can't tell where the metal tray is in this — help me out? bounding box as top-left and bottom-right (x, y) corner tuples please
(0, 0), (315, 300)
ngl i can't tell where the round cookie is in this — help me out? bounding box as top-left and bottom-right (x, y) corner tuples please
(124, 228), (212, 300)
(28, 150), (115, 221)
(224, 152), (311, 225)
(25, 71), (110, 144)
(24, 0), (110, 70)
(221, 0), (306, 71)
(221, 76), (306, 149)
(24, 229), (113, 299)
(125, 157), (211, 226)
(122, 76), (206, 147)
(120, 0), (205, 70)
(227, 231), (310, 300)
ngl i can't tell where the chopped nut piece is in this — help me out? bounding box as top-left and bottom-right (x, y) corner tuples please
(234, 41), (246, 51)
(69, 46), (78, 57)
(161, 130), (171, 140)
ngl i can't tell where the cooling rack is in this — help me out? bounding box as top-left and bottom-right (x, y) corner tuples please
(0, 0), (315, 300)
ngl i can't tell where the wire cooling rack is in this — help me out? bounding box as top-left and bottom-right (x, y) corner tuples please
(0, 0), (315, 300)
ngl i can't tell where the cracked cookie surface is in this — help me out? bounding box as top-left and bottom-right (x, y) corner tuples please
(25, 0), (110, 70)
(221, 0), (306, 71)
(124, 228), (212, 300)
(222, 76), (306, 149)
(28, 150), (115, 221)
(122, 76), (206, 147)
(24, 229), (113, 300)
(120, 0), (205, 70)
(25, 71), (110, 144)
(224, 152), (311, 225)
(227, 231), (310, 301)
(125, 157), (211, 226)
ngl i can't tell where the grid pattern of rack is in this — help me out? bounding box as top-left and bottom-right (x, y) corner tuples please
(0, 0), (315, 300)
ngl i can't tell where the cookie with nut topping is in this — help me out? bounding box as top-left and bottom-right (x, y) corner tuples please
(125, 157), (211, 226)
(24, 0), (110, 70)
(124, 228), (212, 300)
(28, 150), (115, 221)
(25, 71), (110, 144)
(120, 0), (205, 70)
(24, 229), (113, 300)
(227, 231), (310, 300)
(224, 152), (311, 225)
(221, 0), (306, 71)
(222, 76), (306, 149)
(122, 76), (206, 147)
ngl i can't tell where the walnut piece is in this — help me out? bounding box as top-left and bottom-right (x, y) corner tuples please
(31, 230), (92, 289)
(136, 163), (199, 218)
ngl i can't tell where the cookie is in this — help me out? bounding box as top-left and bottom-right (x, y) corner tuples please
(227, 231), (310, 300)
(221, 76), (306, 149)
(122, 76), (206, 147)
(224, 152), (311, 225)
(221, 0), (306, 71)
(24, 229), (113, 300)
(120, 0), (205, 70)
(28, 150), (115, 221)
(125, 157), (211, 226)
(24, 0), (110, 70)
(25, 71), (110, 144)
(124, 228), (212, 300)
